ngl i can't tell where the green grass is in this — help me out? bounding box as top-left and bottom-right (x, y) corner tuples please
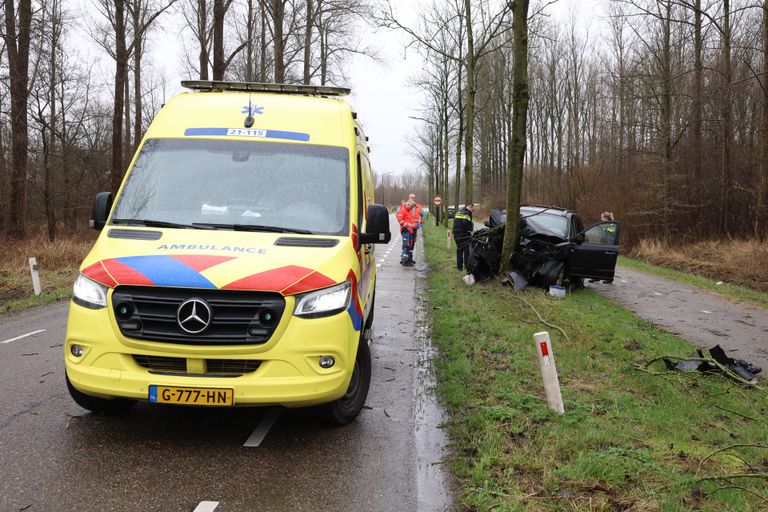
(618, 256), (768, 310)
(422, 224), (768, 511)
(0, 269), (74, 314)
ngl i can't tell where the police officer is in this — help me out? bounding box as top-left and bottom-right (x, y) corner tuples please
(598, 211), (616, 244)
(452, 203), (475, 271)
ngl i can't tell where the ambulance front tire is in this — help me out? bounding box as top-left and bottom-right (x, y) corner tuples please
(66, 373), (136, 414)
(326, 336), (371, 425)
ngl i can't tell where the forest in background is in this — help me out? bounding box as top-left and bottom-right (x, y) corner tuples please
(399, 0), (768, 245)
(2, 0), (768, 247)
(0, 0), (371, 239)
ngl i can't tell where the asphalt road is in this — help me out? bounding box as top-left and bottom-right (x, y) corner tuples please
(590, 265), (768, 372)
(0, 216), (453, 512)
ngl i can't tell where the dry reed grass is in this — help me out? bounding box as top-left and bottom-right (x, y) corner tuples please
(631, 238), (768, 293)
(0, 235), (95, 305)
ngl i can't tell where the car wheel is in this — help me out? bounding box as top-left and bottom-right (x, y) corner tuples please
(66, 373), (136, 414)
(326, 336), (372, 425)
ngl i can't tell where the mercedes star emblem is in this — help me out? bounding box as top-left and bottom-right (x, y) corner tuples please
(176, 298), (212, 334)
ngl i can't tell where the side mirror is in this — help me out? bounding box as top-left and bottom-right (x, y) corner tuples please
(360, 204), (391, 244)
(89, 192), (113, 231)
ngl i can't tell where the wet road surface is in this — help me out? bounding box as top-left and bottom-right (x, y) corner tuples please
(590, 265), (768, 371)
(0, 216), (452, 512)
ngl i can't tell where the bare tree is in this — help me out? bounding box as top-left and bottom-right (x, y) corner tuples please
(3, 0), (33, 237)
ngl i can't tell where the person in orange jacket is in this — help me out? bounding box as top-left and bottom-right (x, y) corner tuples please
(397, 197), (420, 266)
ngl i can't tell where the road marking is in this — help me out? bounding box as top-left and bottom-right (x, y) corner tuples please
(1, 329), (46, 345)
(244, 407), (281, 447)
(376, 264), (381, 268)
(193, 502), (219, 512)
(654, 292), (663, 296)
(701, 310), (712, 314)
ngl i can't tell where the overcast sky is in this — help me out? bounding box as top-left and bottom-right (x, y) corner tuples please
(70, 0), (604, 178)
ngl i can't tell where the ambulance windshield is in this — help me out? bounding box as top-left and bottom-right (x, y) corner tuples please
(112, 138), (350, 236)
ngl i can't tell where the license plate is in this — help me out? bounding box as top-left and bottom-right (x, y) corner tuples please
(149, 385), (233, 406)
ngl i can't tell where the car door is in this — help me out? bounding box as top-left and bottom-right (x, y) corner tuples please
(567, 221), (620, 281)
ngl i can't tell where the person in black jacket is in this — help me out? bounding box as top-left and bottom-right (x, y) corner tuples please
(452, 203), (475, 271)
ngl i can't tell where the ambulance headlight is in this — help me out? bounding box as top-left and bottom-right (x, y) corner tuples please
(294, 280), (351, 318)
(73, 274), (108, 309)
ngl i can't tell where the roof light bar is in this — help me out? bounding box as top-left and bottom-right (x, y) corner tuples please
(181, 80), (350, 97)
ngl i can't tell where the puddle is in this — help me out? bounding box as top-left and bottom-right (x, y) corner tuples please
(412, 248), (453, 511)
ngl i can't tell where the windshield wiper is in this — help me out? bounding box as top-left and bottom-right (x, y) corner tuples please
(192, 223), (312, 234)
(111, 218), (214, 230)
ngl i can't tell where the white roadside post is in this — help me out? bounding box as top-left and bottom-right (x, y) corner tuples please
(446, 229), (451, 249)
(29, 257), (42, 296)
(534, 331), (564, 414)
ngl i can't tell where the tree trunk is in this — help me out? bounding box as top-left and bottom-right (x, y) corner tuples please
(45, 0), (61, 241)
(246, 0), (254, 81)
(212, 0), (225, 79)
(272, 0), (285, 82)
(463, 0), (475, 205)
(133, 2), (143, 148)
(719, 0), (732, 235)
(3, 0), (33, 238)
(692, 0), (702, 209)
(303, 0), (312, 84)
(199, 0), (209, 80)
(500, 0), (530, 276)
(259, 0), (267, 81)
(757, 2), (768, 240)
(111, 0), (128, 194)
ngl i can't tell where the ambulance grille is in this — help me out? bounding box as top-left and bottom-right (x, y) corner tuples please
(133, 355), (261, 375)
(113, 286), (286, 345)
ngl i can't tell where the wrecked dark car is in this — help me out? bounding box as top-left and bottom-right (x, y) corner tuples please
(465, 205), (620, 290)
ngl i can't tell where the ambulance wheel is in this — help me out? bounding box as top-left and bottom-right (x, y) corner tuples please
(66, 373), (135, 414)
(326, 336), (371, 425)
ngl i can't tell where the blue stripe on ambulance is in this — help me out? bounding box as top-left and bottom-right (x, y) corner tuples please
(115, 255), (217, 288)
(347, 301), (363, 331)
(183, 127), (310, 142)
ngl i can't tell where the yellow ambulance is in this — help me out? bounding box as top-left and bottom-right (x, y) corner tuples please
(65, 81), (391, 424)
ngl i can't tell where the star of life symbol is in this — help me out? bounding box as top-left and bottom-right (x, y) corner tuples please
(241, 105), (265, 116)
(177, 298), (212, 334)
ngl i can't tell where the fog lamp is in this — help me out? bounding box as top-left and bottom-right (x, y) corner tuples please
(70, 344), (84, 357)
(319, 356), (335, 369)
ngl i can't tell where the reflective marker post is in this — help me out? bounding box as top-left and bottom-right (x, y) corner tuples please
(446, 229), (451, 249)
(534, 331), (564, 414)
(29, 257), (42, 296)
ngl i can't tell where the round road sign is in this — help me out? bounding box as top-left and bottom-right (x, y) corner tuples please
(433, 195), (442, 206)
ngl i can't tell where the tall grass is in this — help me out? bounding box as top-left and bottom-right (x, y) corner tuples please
(631, 239), (768, 293)
(0, 235), (95, 312)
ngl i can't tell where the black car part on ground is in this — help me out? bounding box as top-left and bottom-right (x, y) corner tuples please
(465, 208), (574, 290)
(663, 344), (762, 384)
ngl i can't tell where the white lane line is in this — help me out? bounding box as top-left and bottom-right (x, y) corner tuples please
(701, 310), (712, 314)
(1, 329), (46, 345)
(193, 502), (219, 512)
(376, 264), (381, 268)
(654, 292), (663, 296)
(243, 407), (282, 447)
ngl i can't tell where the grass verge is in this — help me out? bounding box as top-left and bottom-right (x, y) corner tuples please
(423, 223), (768, 511)
(0, 235), (93, 314)
(618, 256), (768, 310)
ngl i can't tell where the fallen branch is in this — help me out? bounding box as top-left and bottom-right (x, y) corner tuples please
(698, 444), (768, 473)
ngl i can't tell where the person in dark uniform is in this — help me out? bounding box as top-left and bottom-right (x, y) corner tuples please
(452, 203), (475, 271)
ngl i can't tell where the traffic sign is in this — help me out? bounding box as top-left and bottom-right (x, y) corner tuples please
(433, 195), (442, 206)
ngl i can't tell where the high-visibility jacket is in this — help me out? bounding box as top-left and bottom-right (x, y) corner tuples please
(452, 207), (473, 239)
(397, 204), (419, 232)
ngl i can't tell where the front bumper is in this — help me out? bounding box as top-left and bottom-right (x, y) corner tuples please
(64, 299), (359, 407)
